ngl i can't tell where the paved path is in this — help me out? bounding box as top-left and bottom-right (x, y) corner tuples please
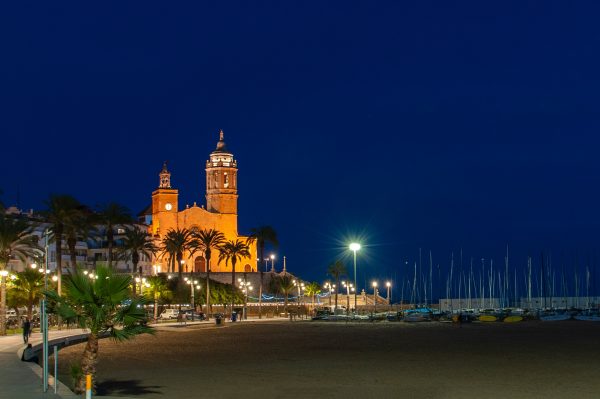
(0, 329), (82, 399)
(0, 317), (288, 398)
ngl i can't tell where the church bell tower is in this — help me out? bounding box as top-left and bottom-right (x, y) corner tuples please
(205, 130), (238, 214)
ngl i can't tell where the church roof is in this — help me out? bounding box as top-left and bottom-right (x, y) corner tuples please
(137, 203), (152, 217)
(212, 129), (231, 154)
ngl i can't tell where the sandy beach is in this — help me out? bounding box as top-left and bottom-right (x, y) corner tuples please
(53, 320), (600, 399)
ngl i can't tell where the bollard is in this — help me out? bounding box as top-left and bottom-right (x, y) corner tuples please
(86, 374), (92, 399)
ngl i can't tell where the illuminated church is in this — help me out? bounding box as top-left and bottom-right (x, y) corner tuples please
(143, 130), (257, 274)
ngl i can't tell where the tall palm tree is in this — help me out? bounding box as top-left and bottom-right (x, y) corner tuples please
(247, 226), (278, 319)
(270, 275), (296, 313)
(43, 194), (81, 295)
(95, 203), (132, 269)
(119, 228), (157, 274)
(0, 213), (41, 335)
(304, 281), (322, 310)
(144, 275), (172, 322)
(327, 260), (347, 311)
(12, 268), (45, 319)
(118, 227), (157, 294)
(46, 266), (153, 394)
(218, 239), (250, 316)
(64, 207), (95, 271)
(192, 229), (224, 318)
(160, 228), (195, 280)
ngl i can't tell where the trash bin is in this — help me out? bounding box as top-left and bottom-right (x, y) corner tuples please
(215, 314), (222, 326)
(231, 312), (237, 322)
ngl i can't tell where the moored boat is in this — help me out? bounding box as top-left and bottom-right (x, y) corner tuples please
(540, 312), (571, 321)
(503, 315), (523, 323)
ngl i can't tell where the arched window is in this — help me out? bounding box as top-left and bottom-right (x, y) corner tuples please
(213, 171), (218, 188)
(244, 264), (252, 273)
(195, 256), (206, 273)
(224, 172), (229, 188)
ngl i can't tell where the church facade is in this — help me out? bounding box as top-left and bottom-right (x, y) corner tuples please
(145, 130), (257, 274)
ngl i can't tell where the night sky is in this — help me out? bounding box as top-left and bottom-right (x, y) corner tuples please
(3, 2), (600, 293)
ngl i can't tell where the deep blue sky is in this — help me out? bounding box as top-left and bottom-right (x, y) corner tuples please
(2, 2), (600, 294)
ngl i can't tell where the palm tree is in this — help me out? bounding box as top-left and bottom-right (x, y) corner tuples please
(118, 227), (157, 294)
(64, 207), (95, 271)
(144, 276), (172, 322)
(218, 239), (250, 316)
(247, 226), (278, 319)
(0, 213), (41, 335)
(304, 281), (322, 310)
(160, 228), (195, 280)
(12, 268), (45, 319)
(327, 260), (347, 311)
(192, 229), (224, 318)
(270, 275), (296, 313)
(95, 203), (132, 269)
(46, 266), (153, 394)
(43, 194), (81, 295)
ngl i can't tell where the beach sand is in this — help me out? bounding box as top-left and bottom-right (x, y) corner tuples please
(53, 320), (600, 398)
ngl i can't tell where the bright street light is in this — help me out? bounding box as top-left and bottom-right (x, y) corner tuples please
(349, 243), (361, 313)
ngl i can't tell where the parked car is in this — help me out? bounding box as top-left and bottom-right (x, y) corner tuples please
(181, 309), (206, 320)
(159, 309), (179, 320)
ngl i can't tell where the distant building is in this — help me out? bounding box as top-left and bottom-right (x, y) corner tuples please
(4, 209), (151, 275)
(139, 130), (258, 274)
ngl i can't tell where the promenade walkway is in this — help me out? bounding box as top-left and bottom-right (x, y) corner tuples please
(0, 329), (81, 399)
(0, 316), (289, 398)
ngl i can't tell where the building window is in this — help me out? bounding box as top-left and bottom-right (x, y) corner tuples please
(213, 172), (218, 188)
(224, 172), (229, 188)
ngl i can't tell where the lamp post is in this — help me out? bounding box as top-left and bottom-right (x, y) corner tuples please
(372, 281), (378, 313)
(42, 228), (50, 392)
(186, 279), (199, 321)
(386, 281), (392, 308)
(342, 281), (354, 315)
(238, 279), (252, 320)
(349, 243), (361, 313)
(324, 282), (332, 307)
(270, 254), (275, 272)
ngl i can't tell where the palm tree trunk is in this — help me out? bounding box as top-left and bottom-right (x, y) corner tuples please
(107, 227), (113, 269)
(154, 295), (158, 322)
(231, 259), (236, 317)
(258, 244), (264, 319)
(205, 256), (211, 320)
(132, 258), (139, 295)
(0, 275), (6, 336)
(177, 252), (183, 280)
(76, 333), (98, 394)
(27, 295), (33, 320)
(335, 277), (339, 310)
(68, 238), (77, 272)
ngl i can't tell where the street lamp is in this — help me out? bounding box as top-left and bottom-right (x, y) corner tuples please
(238, 280), (252, 320)
(270, 254), (275, 272)
(372, 281), (378, 313)
(324, 282), (332, 307)
(30, 263), (37, 269)
(386, 281), (392, 307)
(349, 243), (361, 313)
(186, 279), (199, 321)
